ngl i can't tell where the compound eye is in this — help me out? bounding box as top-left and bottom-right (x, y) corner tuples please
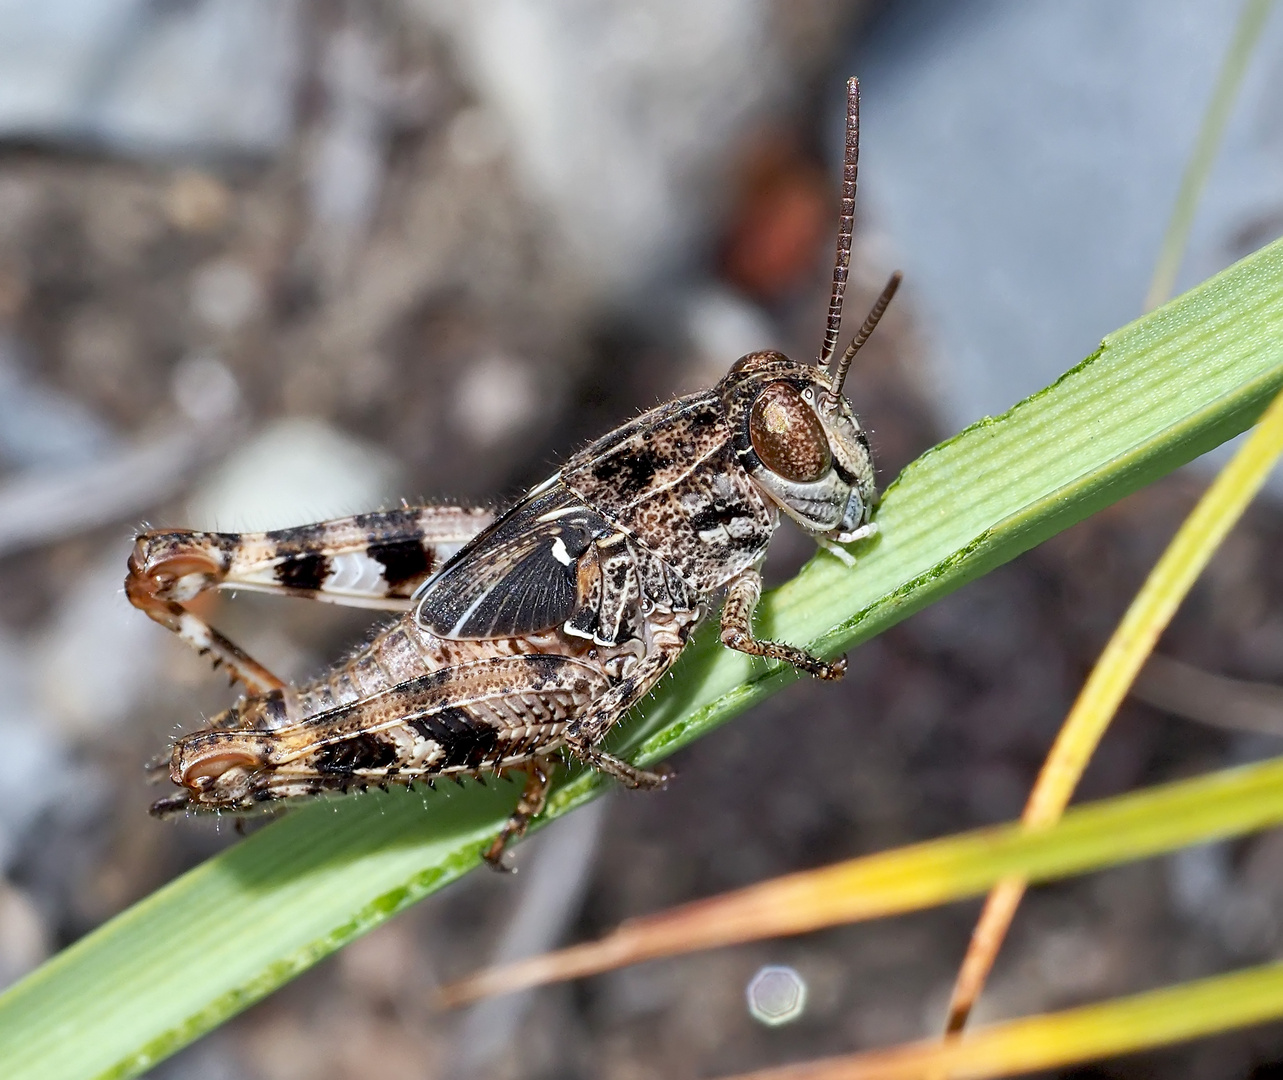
(748, 382), (831, 483)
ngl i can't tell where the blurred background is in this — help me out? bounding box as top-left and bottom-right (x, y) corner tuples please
(1, 1), (1283, 1077)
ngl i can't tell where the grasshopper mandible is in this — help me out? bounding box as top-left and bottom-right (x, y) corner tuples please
(127, 77), (900, 868)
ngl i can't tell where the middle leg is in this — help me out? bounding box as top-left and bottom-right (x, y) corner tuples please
(483, 757), (556, 870)
(562, 622), (690, 786)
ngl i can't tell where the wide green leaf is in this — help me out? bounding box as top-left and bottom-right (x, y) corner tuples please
(3, 237), (1283, 1080)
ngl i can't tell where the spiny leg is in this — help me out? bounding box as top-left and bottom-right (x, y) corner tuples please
(562, 626), (688, 786)
(157, 655), (612, 815)
(484, 757), (555, 871)
(127, 505), (492, 692)
(573, 745), (672, 789)
(133, 505), (493, 609)
(720, 568), (846, 680)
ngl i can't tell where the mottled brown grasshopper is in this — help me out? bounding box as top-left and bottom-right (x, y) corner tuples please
(127, 77), (899, 867)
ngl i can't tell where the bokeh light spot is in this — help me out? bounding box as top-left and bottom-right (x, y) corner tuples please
(746, 965), (807, 1027)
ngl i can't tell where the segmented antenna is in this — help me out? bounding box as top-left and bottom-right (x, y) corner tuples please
(818, 76), (860, 369)
(825, 271), (902, 404)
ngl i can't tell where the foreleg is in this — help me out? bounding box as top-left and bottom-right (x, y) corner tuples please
(720, 568), (845, 680)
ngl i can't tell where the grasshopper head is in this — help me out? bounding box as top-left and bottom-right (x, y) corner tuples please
(718, 350), (877, 543)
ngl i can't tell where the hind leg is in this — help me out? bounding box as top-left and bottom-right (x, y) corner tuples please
(127, 505), (492, 693)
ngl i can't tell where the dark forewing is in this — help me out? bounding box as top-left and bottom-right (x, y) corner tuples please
(415, 485), (612, 639)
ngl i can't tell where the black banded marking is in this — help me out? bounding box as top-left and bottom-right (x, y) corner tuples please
(689, 501), (751, 534)
(276, 552), (331, 592)
(312, 732), (400, 776)
(591, 445), (671, 498)
(264, 522), (329, 551)
(369, 538), (433, 591)
(409, 707), (501, 770)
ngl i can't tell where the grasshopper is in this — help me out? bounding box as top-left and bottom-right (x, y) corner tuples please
(127, 77), (900, 868)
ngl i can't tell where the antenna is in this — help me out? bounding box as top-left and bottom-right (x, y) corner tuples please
(825, 271), (901, 404)
(818, 76), (860, 369)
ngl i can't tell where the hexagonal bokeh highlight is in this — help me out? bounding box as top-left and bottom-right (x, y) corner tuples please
(746, 964), (807, 1026)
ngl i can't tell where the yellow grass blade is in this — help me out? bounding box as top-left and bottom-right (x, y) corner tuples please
(439, 754), (1283, 1006)
(720, 960), (1283, 1079)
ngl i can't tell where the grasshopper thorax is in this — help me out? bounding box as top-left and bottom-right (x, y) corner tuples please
(718, 350), (876, 543)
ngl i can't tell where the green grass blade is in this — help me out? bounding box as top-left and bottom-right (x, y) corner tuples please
(2, 237), (1283, 1080)
(619, 233), (1283, 771)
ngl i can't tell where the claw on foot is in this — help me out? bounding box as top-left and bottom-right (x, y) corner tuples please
(816, 654), (847, 681)
(483, 837), (517, 873)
